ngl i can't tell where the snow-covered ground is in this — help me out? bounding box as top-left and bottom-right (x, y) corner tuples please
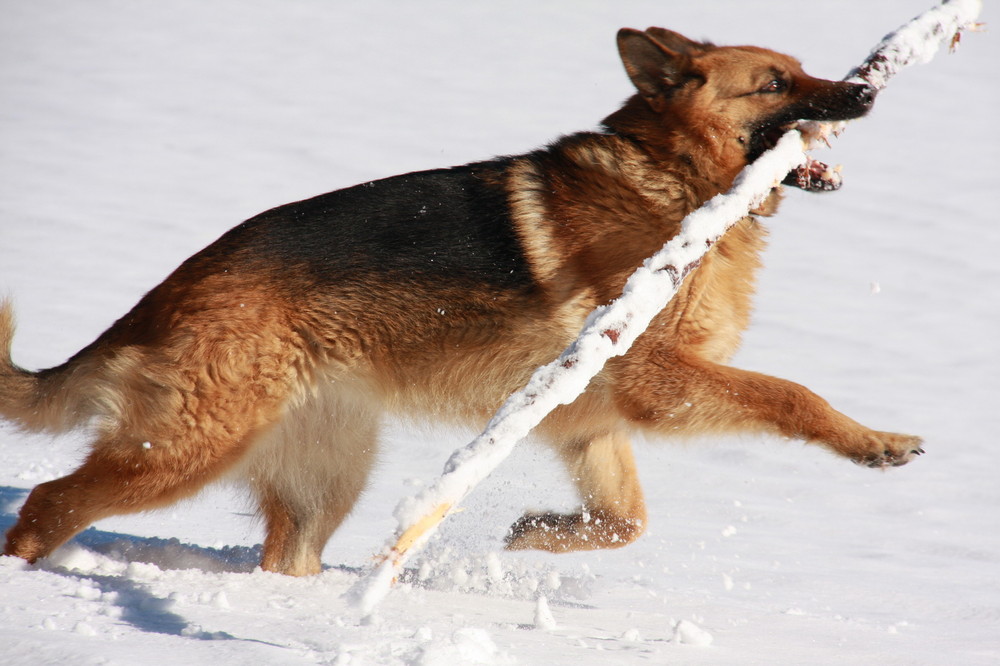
(1, 1), (997, 664)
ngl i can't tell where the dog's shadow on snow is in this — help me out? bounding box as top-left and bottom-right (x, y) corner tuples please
(1, 485), (262, 574)
(3, 485), (595, 620)
(1, 485), (284, 646)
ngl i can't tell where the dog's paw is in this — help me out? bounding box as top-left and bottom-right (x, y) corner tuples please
(852, 432), (925, 469)
(505, 512), (574, 552)
(505, 509), (645, 552)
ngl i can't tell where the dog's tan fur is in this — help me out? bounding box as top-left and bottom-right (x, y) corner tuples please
(1, 28), (921, 574)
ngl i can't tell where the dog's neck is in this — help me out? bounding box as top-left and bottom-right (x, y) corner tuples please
(602, 95), (744, 196)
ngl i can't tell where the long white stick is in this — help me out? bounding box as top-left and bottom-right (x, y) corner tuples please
(350, 0), (983, 616)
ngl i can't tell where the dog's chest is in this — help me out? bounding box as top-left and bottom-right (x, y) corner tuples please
(658, 217), (767, 362)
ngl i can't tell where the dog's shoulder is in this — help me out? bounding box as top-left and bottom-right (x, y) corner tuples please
(502, 130), (711, 300)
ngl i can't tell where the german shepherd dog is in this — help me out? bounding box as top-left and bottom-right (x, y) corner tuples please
(1, 28), (922, 576)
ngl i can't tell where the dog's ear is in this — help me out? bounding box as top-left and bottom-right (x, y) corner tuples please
(643, 27), (712, 55)
(617, 28), (692, 112)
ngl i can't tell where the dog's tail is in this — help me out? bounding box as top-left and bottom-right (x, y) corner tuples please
(0, 299), (98, 434)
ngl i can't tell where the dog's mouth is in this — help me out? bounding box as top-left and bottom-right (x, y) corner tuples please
(755, 121), (844, 192)
(757, 122), (797, 154)
(748, 82), (877, 192)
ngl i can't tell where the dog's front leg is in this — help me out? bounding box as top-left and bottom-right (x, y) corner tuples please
(613, 351), (923, 468)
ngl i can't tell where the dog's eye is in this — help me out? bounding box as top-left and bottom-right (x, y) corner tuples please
(759, 79), (786, 94)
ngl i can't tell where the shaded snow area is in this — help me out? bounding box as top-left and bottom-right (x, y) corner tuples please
(1, 1), (997, 664)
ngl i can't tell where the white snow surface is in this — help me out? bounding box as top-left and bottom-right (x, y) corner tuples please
(1, 1), (997, 664)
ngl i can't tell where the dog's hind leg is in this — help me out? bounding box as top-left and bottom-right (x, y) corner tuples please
(246, 385), (380, 576)
(3, 428), (256, 563)
(3, 294), (316, 565)
(505, 430), (648, 552)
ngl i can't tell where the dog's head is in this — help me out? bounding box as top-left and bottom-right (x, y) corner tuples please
(608, 27), (876, 190)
